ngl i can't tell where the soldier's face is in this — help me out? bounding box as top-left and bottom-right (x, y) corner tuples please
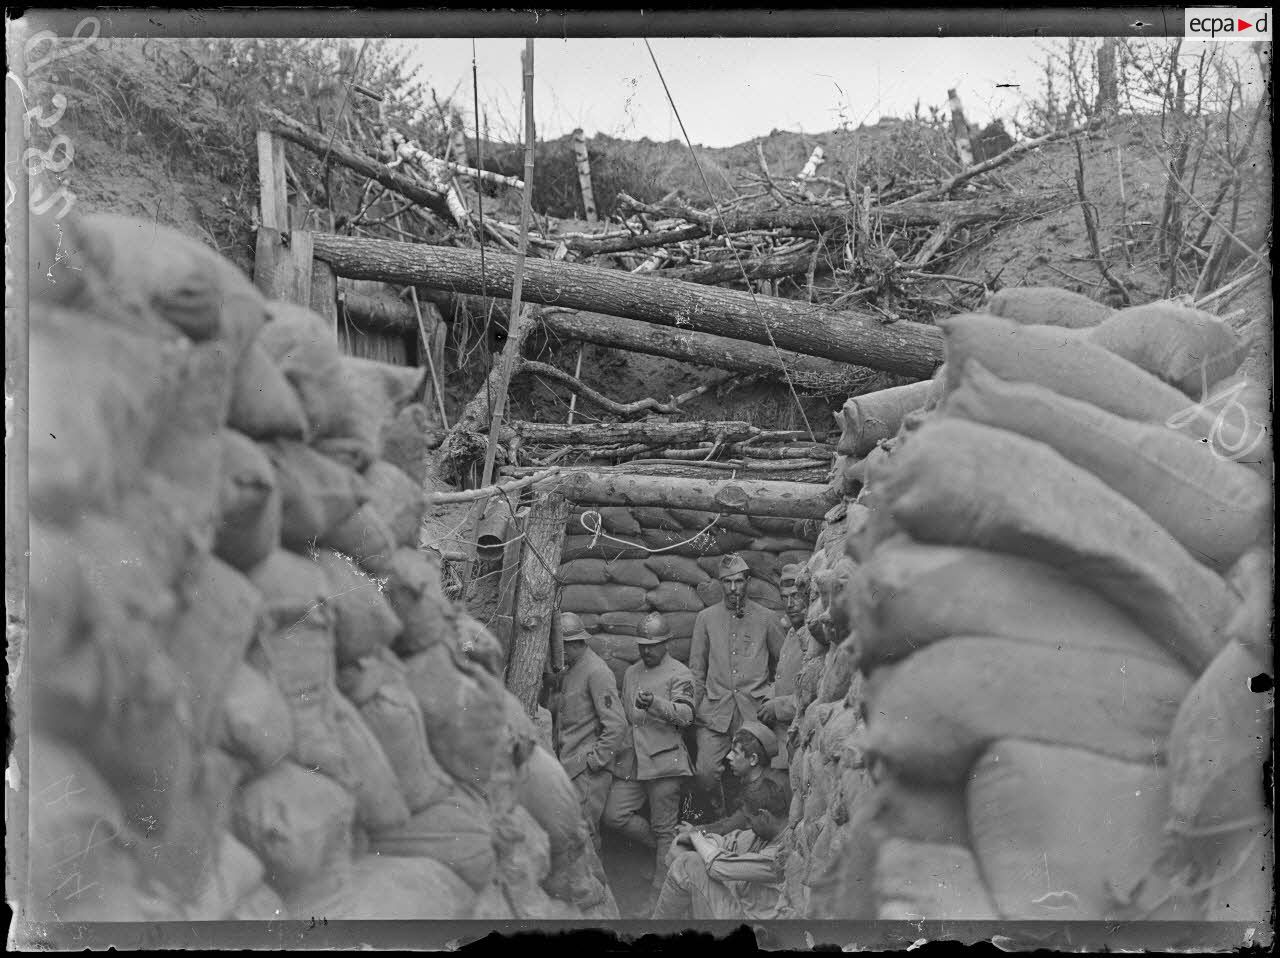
(639, 641), (667, 668)
(781, 585), (807, 626)
(564, 642), (587, 667)
(721, 572), (748, 612)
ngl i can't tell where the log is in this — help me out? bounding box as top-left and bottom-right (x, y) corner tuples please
(571, 128), (598, 223)
(310, 233), (945, 377)
(513, 471), (839, 517)
(258, 107), (454, 222)
(652, 244), (819, 285)
(541, 309), (893, 396)
(339, 288), (417, 334)
(506, 492), (572, 716)
(836, 379), (938, 458)
(510, 420), (761, 447)
(616, 190), (1068, 234)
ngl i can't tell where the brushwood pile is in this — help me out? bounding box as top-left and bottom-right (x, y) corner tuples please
(779, 285), (1273, 921)
(26, 211), (618, 922)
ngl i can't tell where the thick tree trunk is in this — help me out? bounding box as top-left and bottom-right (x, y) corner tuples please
(541, 309), (893, 396)
(506, 493), (571, 717)
(339, 288), (417, 333)
(506, 471), (839, 518)
(617, 190), (1066, 233)
(311, 233), (945, 377)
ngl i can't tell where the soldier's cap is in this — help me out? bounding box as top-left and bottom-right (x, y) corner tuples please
(637, 611), (673, 645)
(779, 563), (804, 587)
(717, 553), (751, 579)
(559, 611), (591, 642)
(737, 720), (779, 760)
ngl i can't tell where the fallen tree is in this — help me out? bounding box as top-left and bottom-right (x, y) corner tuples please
(505, 470), (841, 518)
(311, 234), (945, 377)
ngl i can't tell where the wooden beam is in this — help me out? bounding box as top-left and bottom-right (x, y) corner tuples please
(506, 493), (571, 717)
(253, 130), (317, 306)
(310, 233), (945, 377)
(511, 471), (840, 518)
(310, 258), (339, 336)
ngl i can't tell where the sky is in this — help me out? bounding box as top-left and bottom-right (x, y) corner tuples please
(400, 37), (1269, 147)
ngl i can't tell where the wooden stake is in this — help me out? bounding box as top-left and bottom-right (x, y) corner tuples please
(409, 286), (451, 429)
(571, 128), (598, 223)
(947, 88), (975, 166)
(566, 344), (584, 424)
(253, 130), (316, 305)
(506, 491), (571, 717)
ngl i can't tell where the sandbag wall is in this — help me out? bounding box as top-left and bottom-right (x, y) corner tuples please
(25, 212), (617, 923)
(557, 506), (818, 684)
(789, 286), (1273, 922)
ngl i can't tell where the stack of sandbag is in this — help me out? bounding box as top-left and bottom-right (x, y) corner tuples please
(558, 505), (814, 684)
(26, 211), (617, 922)
(813, 287), (1271, 921)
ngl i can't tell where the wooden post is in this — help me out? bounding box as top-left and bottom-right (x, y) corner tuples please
(947, 88), (975, 166)
(254, 130), (316, 306)
(506, 492), (571, 717)
(449, 124), (469, 169)
(310, 259), (339, 336)
(1096, 38), (1119, 118)
(571, 129), (598, 223)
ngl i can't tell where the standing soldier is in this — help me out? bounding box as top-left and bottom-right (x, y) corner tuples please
(603, 611), (695, 909)
(757, 563), (810, 771)
(689, 554), (786, 819)
(554, 612), (626, 849)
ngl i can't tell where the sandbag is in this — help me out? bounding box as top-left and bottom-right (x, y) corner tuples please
(315, 548), (403, 664)
(939, 312), (1218, 442)
(367, 787), (496, 890)
(381, 402), (441, 485)
(265, 440), (368, 551)
(558, 584), (648, 614)
(28, 734), (153, 922)
(337, 651), (453, 812)
(455, 612), (506, 677)
(570, 506), (644, 538)
(227, 340), (309, 441)
(644, 555), (712, 586)
(232, 762), (356, 897)
(294, 854), (476, 920)
(860, 774), (970, 847)
(837, 379), (938, 458)
(875, 839), (999, 920)
(967, 739), (1171, 919)
(595, 611), (649, 636)
(328, 691), (411, 829)
(1224, 548), (1272, 663)
(560, 535), (650, 562)
(186, 831), (267, 920)
(1087, 301), (1249, 396)
(666, 635), (693, 664)
(229, 884), (285, 920)
(849, 536), (1181, 672)
(861, 637), (1193, 786)
(362, 460), (425, 548)
(874, 418), (1235, 671)
(247, 551), (347, 776)
(374, 547), (457, 655)
(167, 556), (261, 743)
(321, 503), (399, 571)
(944, 361), (1270, 570)
(647, 581), (704, 613)
(987, 285), (1114, 329)
(29, 307), (177, 521)
(1195, 369), (1272, 472)
(662, 611), (699, 639)
(70, 212), (267, 348)
(328, 356), (427, 467)
(214, 430), (282, 571)
(219, 661), (293, 771)
(560, 558), (660, 589)
(632, 506), (684, 531)
(404, 641), (506, 789)
(256, 302), (355, 439)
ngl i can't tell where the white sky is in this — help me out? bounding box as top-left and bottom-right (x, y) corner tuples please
(401, 37), (1269, 147)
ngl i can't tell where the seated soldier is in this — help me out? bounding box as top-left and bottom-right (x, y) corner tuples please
(692, 720), (790, 836)
(651, 777), (789, 921)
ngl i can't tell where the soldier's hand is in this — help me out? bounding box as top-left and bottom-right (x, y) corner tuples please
(635, 689), (654, 710)
(758, 700), (777, 723)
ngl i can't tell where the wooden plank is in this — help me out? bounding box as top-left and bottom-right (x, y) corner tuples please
(506, 493), (571, 717)
(256, 130), (288, 231)
(310, 258), (339, 337)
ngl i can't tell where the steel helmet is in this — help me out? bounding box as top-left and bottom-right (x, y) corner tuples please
(638, 611), (673, 645)
(559, 611), (591, 642)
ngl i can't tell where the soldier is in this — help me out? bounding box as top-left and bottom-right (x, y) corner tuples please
(602, 611), (696, 908)
(757, 563), (810, 771)
(695, 720), (791, 836)
(689, 553), (786, 818)
(554, 612), (627, 848)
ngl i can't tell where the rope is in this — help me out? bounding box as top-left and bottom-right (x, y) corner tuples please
(578, 509), (723, 555)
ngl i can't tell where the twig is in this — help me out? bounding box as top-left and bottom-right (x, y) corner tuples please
(1074, 140), (1131, 305)
(516, 360), (730, 417)
(409, 287), (451, 429)
(566, 344), (584, 425)
(429, 467), (562, 504)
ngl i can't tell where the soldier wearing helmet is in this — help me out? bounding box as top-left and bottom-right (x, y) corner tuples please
(689, 553), (787, 819)
(603, 611), (696, 907)
(553, 611), (627, 847)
